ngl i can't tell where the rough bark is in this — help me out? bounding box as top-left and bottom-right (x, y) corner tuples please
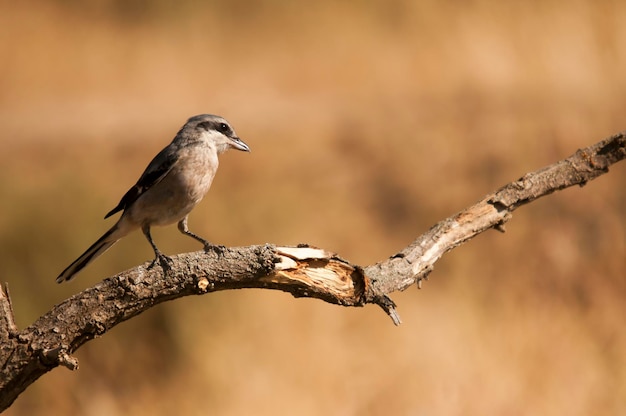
(1, 131), (624, 411)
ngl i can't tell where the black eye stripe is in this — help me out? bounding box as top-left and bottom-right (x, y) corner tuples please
(197, 121), (231, 134)
(218, 123), (231, 134)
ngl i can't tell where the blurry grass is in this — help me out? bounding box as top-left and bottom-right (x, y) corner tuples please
(1, 0), (625, 415)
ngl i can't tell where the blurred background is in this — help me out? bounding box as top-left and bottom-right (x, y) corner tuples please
(1, 0), (625, 414)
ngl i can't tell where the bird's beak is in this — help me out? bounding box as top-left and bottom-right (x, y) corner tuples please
(230, 137), (250, 152)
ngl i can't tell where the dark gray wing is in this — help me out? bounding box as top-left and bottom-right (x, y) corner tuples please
(104, 144), (179, 219)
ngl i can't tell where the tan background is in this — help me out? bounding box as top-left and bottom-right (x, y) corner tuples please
(1, 1), (625, 414)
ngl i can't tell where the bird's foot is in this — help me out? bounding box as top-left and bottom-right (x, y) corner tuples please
(148, 253), (173, 273)
(203, 243), (226, 255)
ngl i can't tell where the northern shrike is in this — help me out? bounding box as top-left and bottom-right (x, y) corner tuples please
(56, 114), (250, 283)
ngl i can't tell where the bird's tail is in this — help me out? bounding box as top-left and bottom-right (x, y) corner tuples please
(56, 224), (125, 283)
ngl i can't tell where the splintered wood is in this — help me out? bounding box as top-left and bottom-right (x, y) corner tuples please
(265, 246), (367, 305)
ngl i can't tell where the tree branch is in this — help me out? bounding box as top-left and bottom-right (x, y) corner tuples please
(1, 131), (624, 410)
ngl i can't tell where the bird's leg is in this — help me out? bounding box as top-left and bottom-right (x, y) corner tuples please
(142, 225), (172, 271)
(177, 216), (216, 252)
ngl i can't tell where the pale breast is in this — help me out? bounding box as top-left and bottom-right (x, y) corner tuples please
(126, 144), (219, 226)
(173, 145), (219, 202)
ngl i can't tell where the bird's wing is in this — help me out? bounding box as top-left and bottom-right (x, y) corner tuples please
(104, 144), (179, 219)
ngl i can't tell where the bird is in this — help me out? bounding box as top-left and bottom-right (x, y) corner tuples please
(56, 114), (250, 283)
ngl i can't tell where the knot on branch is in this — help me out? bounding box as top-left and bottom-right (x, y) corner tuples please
(590, 132), (626, 161)
(40, 347), (79, 371)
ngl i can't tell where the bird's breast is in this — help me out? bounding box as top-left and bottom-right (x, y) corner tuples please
(169, 145), (218, 202)
(125, 144), (219, 226)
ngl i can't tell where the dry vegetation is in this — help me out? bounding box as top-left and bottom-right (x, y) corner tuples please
(1, 1), (625, 414)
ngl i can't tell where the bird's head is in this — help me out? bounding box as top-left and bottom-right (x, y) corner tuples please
(181, 114), (250, 154)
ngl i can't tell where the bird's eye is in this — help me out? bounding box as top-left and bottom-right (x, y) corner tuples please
(218, 123), (229, 133)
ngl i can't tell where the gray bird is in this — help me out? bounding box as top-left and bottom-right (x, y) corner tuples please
(56, 114), (250, 283)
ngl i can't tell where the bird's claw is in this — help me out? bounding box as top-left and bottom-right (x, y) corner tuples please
(204, 244), (226, 255)
(148, 253), (173, 273)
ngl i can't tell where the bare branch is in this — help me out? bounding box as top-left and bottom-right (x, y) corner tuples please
(0, 131), (624, 411)
(364, 132), (625, 295)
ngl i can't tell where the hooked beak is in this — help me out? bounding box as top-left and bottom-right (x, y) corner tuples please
(230, 136), (250, 152)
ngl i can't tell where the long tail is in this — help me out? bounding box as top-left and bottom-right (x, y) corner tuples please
(57, 224), (125, 283)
